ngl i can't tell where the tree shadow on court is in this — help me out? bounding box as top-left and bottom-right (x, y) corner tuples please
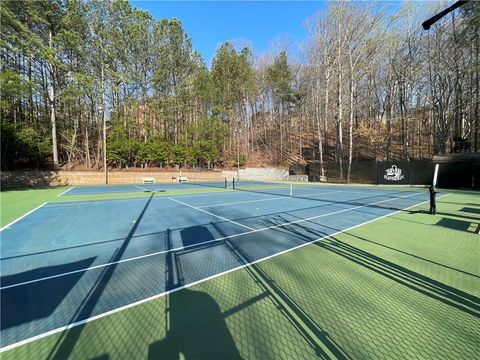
(280, 222), (480, 318)
(1, 221), (222, 261)
(249, 214), (480, 318)
(374, 210), (480, 235)
(435, 211), (480, 222)
(211, 222), (351, 359)
(149, 209), (479, 359)
(45, 194), (155, 360)
(460, 207), (480, 215)
(314, 237), (480, 318)
(89, 355), (109, 360)
(226, 193), (431, 232)
(1, 188), (430, 263)
(262, 211), (479, 279)
(1, 257), (96, 330)
(435, 218), (478, 232)
(312, 217), (479, 280)
(1, 224), (220, 262)
(147, 226), (242, 360)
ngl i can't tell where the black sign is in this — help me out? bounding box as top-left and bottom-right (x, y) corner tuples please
(377, 162), (410, 185)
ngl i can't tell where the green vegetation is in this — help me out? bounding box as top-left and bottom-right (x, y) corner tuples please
(1, 190), (478, 359)
(3, 1), (478, 172)
(106, 116), (228, 169)
(1, 0), (256, 170)
(1, 122), (51, 169)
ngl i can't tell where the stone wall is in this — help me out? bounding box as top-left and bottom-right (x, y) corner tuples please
(283, 175), (309, 182)
(1, 170), (224, 187)
(222, 167), (288, 181)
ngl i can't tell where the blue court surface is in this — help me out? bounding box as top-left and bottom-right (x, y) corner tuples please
(61, 182), (227, 196)
(0, 186), (430, 349)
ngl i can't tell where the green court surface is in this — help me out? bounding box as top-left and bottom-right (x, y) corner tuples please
(1, 188), (479, 359)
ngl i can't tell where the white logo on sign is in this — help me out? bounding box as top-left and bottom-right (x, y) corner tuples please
(384, 165), (404, 181)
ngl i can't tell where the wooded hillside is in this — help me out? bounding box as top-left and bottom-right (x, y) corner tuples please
(2, 0), (479, 181)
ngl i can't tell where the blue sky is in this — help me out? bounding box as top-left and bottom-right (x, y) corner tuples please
(131, 1), (329, 66)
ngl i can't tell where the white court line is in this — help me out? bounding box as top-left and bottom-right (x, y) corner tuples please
(299, 187), (412, 195)
(198, 190), (343, 208)
(295, 190), (342, 197)
(294, 186), (339, 191)
(57, 186), (76, 197)
(287, 183), (420, 194)
(0, 203), (47, 232)
(198, 196), (286, 207)
(43, 190), (238, 208)
(133, 185), (149, 191)
(1, 191), (424, 290)
(44, 198), (152, 207)
(0, 193), (446, 353)
(172, 190), (236, 198)
(168, 197), (255, 231)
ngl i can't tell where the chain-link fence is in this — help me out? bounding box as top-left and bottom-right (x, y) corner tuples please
(290, 158), (479, 189)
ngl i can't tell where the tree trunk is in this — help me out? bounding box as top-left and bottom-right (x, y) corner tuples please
(28, 53), (34, 125)
(324, 71), (329, 157)
(337, 74), (344, 180)
(48, 28), (59, 168)
(386, 91), (392, 160)
(475, 28), (479, 151)
(347, 68), (354, 182)
(315, 76), (325, 178)
(101, 63), (107, 183)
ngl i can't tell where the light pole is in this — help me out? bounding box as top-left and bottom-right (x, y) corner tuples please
(103, 111), (107, 184)
(235, 129), (242, 181)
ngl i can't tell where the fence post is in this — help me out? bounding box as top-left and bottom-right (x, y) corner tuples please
(408, 160), (411, 186)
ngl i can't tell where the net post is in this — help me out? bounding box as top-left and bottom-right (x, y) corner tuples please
(433, 164), (439, 189)
(429, 164), (439, 215)
(224, 177), (227, 189)
(232, 178), (236, 189)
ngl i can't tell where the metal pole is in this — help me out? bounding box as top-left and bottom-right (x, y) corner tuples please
(236, 129), (241, 181)
(103, 115), (107, 184)
(237, 135), (240, 181)
(101, 63), (108, 185)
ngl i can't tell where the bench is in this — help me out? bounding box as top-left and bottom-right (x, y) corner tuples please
(142, 177), (155, 184)
(177, 176), (188, 183)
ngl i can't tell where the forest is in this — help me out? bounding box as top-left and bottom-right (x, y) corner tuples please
(1, 0), (479, 181)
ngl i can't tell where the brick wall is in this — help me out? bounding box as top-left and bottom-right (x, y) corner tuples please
(1, 170), (223, 187)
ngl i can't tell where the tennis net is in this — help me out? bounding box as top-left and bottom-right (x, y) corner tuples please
(181, 177), (228, 189)
(232, 179), (426, 199)
(232, 179), (294, 196)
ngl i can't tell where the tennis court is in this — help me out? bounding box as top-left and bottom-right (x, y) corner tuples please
(60, 179), (228, 196)
(1, 184), (429, 346)
(1, 183), (478, 359)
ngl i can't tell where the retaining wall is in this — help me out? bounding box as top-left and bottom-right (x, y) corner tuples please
(1, 170), (223, 188)
(222, 167), (288, 181)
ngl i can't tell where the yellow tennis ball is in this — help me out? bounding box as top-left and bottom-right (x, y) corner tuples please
(132, 219), (136, 224)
